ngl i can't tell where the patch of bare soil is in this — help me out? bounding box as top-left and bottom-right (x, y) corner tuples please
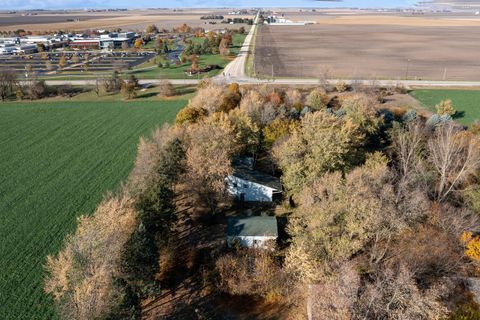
(382, 92), (433, 119)
(383, 93), (422, 109)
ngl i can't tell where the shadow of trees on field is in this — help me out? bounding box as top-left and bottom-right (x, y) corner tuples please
(453, 110), (465, 120)
(136, 92), (158, 99)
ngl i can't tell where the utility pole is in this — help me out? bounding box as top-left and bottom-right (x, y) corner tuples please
(271, 63), (274, 81)
(300, 59), (303, 78)
(443, 67), (447, 80)
(405, 58), (411, 80)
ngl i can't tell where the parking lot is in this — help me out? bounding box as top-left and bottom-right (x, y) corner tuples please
(0, 51), (155, 77)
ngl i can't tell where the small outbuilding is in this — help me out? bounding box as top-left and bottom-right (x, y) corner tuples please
(227, 158), (282, 202)
(227, 216), (278, 248)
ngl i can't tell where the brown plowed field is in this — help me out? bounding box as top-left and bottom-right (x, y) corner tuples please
(0, 9), (252, 32)
(255, 19), (480, 81)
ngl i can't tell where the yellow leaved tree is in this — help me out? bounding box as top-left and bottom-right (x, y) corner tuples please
(461, 231), (480, 265)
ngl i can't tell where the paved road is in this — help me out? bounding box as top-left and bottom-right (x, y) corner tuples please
(217, 12), (259, 81)
(225, 78), (480, 87)
(44, 77), (480, 88)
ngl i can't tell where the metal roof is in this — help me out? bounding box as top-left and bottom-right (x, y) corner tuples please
(232, 166), (282, 191)
(227, 216), (278, 237)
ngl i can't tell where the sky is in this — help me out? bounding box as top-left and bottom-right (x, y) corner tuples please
(2, 0), (420, 10)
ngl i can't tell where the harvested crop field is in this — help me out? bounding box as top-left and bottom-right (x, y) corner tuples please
(0, 14), (120, 27)
(0, 100), (185, 320)
(255, 18), (480, 81)
(0, 9), (253, 32)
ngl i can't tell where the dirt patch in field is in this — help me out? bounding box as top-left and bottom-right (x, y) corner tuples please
(255, 23), (480, 81)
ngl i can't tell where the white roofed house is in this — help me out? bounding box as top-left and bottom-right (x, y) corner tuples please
(226, 158), (282, 203)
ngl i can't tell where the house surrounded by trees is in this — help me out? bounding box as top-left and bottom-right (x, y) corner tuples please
(227, 158), (282, 202)
(227, 216), (278, 248)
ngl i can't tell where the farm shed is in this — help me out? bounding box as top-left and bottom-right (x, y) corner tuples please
(227, 160), (282, 202)
(227, 216), (278, 248)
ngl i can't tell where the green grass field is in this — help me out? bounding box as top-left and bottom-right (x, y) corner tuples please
(245, 25), (257, 77)
(410, 89), (480, 126)
(0, 99), (186, 319)
(129, 33), (246, 79)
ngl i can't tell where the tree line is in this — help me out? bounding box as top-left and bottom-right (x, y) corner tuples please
(44, 80), (480, 319)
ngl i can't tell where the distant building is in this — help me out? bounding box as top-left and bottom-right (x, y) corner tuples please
(20, 35), (68, 48)
(69, 39), (100, 50)
(0, 42), (17, 54)
(119, 32), (136, 39)
(17, 44), (37, 54)
(265, 15), (315, 26)
(100, 37), (133, 49)
(227, 216), (278, 248)
(226, 158), (282, 202)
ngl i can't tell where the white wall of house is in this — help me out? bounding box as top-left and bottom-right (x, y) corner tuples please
(227, 235), (276, 248)
(227, 176), (276, 202)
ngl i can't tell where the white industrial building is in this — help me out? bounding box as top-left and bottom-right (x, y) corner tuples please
(0, 31), (137, 54)
(0, 42), (36, 54)
(0, 34), (69, 54)
(0, 43), (16, 54)
(227, 216), (278, 248)
(70, 32), (137, 49)
(17, 44), (37, 53)
(265, 15), (316, 26)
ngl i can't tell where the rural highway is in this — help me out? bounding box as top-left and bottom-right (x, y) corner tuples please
(216, 11), (260, 81)
(43, 11), (480, 88)
(43, 78), (480, 88)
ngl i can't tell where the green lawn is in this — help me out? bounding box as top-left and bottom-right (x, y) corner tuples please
(245, 25), (257, 77)
(410, 89), (480, 126)
(0, 99), (186, 320)
(56, 84), (197, 102)
(129, 33), (246, 79)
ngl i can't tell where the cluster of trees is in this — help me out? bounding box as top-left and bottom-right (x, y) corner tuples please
(203, 84), (480, 319)
(275, 116), (480, 318)
(200, 15), (224, 20)
(0, 68), (51, 101)
(100, 71), (140, 99)
(0, 67), (175, 102)
(221, 18), (254, 25)
(173, 23), (193, 34)
(145, 24), (159, 34)
(154, 37), (170, 54)
(45, 80), (480, 319)
(182, 31), (235, 57)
